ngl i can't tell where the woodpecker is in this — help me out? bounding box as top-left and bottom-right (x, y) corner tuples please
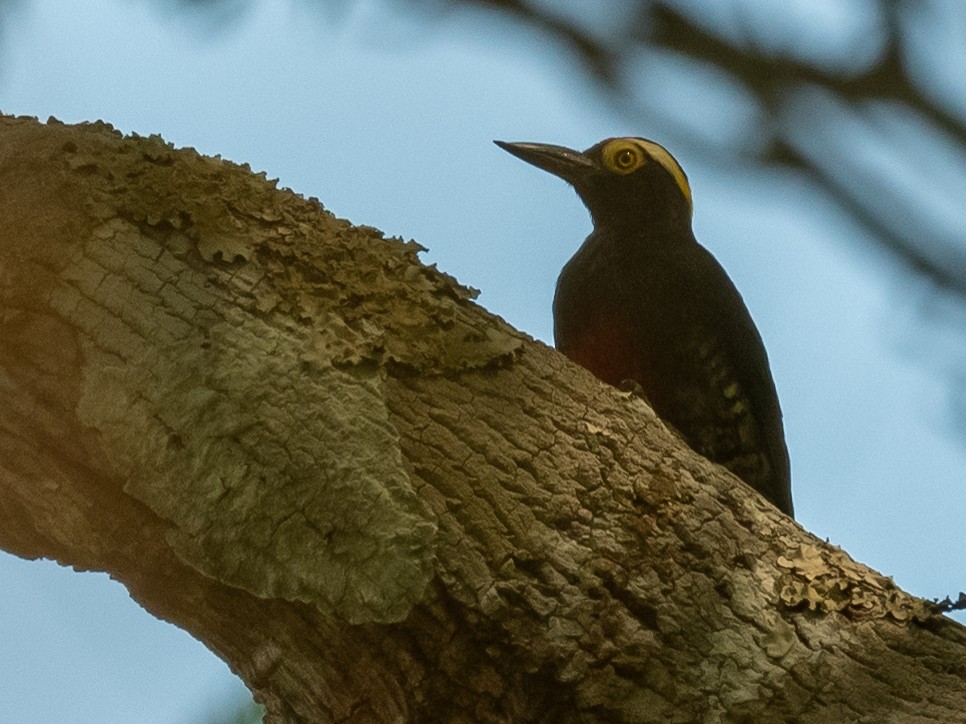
(495, 137), (793, 516)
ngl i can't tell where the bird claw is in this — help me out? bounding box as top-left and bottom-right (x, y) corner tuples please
(617, 378), (648, 401)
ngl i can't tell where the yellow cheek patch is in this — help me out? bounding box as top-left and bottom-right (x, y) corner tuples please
(605, 137), (693, 217)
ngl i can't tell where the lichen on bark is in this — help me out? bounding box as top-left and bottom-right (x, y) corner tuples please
(5, 116), (518, 624)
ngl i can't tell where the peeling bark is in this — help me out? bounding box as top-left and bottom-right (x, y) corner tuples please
(1, 115), (965, 722)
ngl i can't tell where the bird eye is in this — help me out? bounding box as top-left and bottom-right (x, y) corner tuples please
(616, 149), (637, 169)
(603, 141), (646, 174)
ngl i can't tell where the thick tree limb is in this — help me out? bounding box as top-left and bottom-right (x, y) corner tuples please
(2, 115), (965, 722)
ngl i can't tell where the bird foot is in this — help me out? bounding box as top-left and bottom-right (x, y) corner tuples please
(617, 378), (649, 402)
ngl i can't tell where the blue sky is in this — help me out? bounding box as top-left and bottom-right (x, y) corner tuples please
(2, 1), (965, 720)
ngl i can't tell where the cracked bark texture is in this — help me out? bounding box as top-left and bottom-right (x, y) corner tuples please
(1, 114), (965, 723)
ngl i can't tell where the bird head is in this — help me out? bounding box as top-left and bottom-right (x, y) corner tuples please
(495, 137), (693, 231)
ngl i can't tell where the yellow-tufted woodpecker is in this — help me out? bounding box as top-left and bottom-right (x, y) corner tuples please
(495, 137), (793, 517)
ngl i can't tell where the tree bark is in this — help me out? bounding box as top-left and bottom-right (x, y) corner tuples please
(1, 114), (964, 723)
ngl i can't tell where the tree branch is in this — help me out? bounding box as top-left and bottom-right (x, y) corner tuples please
(2, 115), (965, 722)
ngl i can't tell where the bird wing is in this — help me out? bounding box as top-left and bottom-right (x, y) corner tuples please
(668, 242), (793, 515)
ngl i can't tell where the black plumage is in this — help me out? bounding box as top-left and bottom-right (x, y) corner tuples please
(496, 137), (793, 516)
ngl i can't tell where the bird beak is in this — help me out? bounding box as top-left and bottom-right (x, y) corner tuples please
(494, 141), (596, 185)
